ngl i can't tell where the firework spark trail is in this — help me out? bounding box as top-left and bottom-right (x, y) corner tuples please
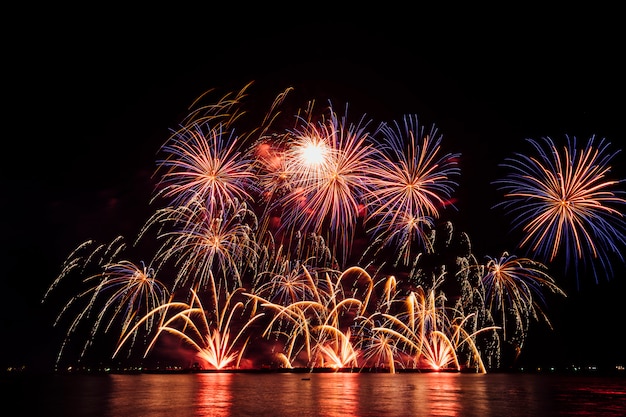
(98, 260), (170, 335)
(254, 258), (329, 306)
(145, 197), (259, 293)
(153, 122), (257, 211)
(313, 326), (359, 368)
(178, 82), (252, 132)
(360, 286), (497, 373)
(364, 115), (461, 266)
(179, 82), (294, 144)
(244, 266), (370, 368)
(251, 136), (295, 241)
(355, 328), (400, 373)
(153, 82), (293, 243)
(494, 135), (626, 285)
(42, 237), (169, 367)
(115, 286), (265, 370)
(477, 252), (565, 342)
(251, 230), (337, 293)
(273, 101), (378, 266)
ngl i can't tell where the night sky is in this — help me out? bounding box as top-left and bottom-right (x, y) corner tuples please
(3, 6), (625, 372)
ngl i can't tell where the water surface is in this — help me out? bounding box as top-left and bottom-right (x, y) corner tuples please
(5, 371), (626, 416)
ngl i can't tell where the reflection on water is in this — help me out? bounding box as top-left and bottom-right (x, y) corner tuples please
(106, 372), (234, 416)
(420, 373), (464, 417)
(4, 371), (626, 417)
(196, 373), (233, 416)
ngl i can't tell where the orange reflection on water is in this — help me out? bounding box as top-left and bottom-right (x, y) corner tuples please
(316, 373), (360, 417)
(106, 373), (235, 417)
(401, 372), (494, 416)
(420, 373), (462, 417)
(194, 373), (234, 417)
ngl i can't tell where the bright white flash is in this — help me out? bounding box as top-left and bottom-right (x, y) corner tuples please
(299, 139), (328, 166)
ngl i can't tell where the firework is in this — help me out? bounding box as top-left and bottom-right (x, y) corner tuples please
(355, 285), (498, 373)
(313, 327), (359, 369)
(144, 197), (259, 293)
(44, 83), (582, 374)
(253, 253), (332, 306)
(494, 135), (626, 285)
(245, 266), (367, 369)
(153, 122), (257, 211)
(363, 115), (461, 266)
(115, 286), (264, 370)
(270, 101), (378, 266)
(43, 237), (169, 367)
(478, 252), (565, 342)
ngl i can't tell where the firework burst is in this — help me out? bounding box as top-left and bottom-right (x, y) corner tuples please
(144, 197), (259, 293)
(153, 122), (257, 211)
(270, 101), (377, 266)
(43, 237), (169, 367)
(494, 135), (626, 285)
(363, 115), (461, 266)
(476, 252), (565, 343)
(115, 286), (264, 370)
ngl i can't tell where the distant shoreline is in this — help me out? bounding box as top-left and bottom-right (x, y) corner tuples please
(4, 365), (625, 377)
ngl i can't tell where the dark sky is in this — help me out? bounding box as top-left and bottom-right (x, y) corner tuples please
(3, 6), (625, 371)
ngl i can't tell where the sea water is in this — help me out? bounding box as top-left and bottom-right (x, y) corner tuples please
(4, 371), (626, 417)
